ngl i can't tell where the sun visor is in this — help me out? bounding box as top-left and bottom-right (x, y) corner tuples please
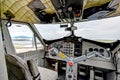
(28, 0), (45, 11)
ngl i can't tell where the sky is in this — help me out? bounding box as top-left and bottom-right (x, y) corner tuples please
(8, 16), (120, 40)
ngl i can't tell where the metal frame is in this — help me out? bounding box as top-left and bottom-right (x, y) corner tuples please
(0, 20), (8, 80)
(1, 20), (16, 54)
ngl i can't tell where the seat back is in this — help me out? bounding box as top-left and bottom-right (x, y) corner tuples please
(27, 59), (41, 80)
(5, 54), (32, 80)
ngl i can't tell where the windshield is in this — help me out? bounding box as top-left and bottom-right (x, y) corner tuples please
(35, 16), (120, 41)
(75, 16), (120, 41)
(35, 24), (70, 40)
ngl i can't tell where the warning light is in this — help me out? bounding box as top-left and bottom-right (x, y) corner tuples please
(68, 61), (74, 66)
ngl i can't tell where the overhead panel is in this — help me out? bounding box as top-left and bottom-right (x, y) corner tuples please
(51, 0), (84, 22)
(0, 0), (120, 23)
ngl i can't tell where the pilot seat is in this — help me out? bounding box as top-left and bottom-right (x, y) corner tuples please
(5, 54), (58, 80)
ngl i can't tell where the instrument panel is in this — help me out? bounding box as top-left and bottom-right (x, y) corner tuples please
(45, 37), (120, 72)
(45, 38), (120, 80)
(46, 37), (112, 59)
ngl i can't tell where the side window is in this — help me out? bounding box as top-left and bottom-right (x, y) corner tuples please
(8, 23), (43, 53)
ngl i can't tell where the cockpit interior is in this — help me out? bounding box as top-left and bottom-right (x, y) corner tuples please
(1, 0), (120, 80)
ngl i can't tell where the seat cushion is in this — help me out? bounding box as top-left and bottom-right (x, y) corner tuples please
(37, 67), (58, 80)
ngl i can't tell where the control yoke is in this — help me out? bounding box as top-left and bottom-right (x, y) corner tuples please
(48, 47), (111, 63)
(48, 47), (111, 80)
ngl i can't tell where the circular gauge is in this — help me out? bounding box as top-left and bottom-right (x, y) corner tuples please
(94, 48), (98, 52)
(89, 48), (93, 52)
(99, 49), (104, 53)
